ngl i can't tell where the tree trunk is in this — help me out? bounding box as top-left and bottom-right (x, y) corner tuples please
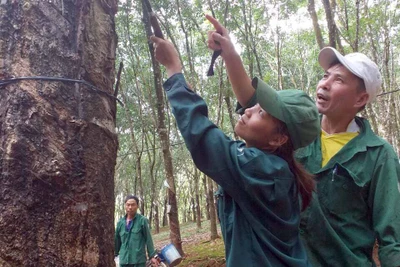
(354, 0), (360, 51)
(207, 176), (219, 240)
(275, 25), (283, 91)
(154, 203), (160, 233)
(308, 0), (325, 49)
(162, 194), (168, 227)
(145, 130), (158, 231)
(141, 0), (183, 255)
(0, 1), (118, 266)
(194, 168), (202, 229)
(190, 197), (196, 222)
(203, 173), (211, 220)
(322, 0), (337, 48)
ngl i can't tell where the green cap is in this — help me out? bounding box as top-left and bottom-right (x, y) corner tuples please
(252, 77), (320, 150)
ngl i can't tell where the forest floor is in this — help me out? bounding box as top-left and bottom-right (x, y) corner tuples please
(152, 220), (381, 267)
(152, 220), (226, 267)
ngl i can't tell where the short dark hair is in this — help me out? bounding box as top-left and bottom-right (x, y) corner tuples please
(125, 195), (139, 205)
(356, 76), (366, 93)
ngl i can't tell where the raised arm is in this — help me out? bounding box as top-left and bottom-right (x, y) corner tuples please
(205, 14), (254, 106)
(152, 36), (250, 201)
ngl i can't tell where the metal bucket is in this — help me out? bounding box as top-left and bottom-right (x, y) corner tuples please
(160, 243), (182, 266)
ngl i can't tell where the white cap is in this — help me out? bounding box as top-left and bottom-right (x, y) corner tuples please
(318, 47), (382, 103)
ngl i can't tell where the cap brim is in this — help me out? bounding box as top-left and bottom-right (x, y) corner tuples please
(252, 78), (285, 122)
(318, 47), (362, 79)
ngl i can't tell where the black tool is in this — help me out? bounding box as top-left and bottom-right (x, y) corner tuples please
(144, 0), (164, 39)
(206, 34), (222, 76)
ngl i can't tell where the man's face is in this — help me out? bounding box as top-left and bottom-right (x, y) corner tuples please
(125, 198), (138, 217)
(316, 64), (368, 117)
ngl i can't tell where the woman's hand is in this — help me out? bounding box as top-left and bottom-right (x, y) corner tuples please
(150, 36), (182, 78)
(206, 14), (237, 59)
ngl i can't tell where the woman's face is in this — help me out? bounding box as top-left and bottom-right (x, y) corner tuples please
(235, 104), (287, 150)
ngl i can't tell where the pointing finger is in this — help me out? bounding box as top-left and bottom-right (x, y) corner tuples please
(205, 14), (224, 32)
(150, 35), (163, 45)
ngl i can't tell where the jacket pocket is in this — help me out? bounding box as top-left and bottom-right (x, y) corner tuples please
(130, 227), (142, 240)
(319, 163), (368, 217)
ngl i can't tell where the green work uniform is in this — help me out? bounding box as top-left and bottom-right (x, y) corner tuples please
(295, 117), (400, 267)
(164, 74), (311, 267)
(115, 213), (156, 266)
(239, 92), (400, 266)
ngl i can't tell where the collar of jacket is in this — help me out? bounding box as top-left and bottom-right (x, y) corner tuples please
(295, 116), (385, 174)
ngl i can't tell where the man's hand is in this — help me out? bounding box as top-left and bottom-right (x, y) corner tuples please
(150, 257), (159, 267)
(150, 36), (182, 78)
(206, 14), (237, 59)
(114, 256), (119, 265)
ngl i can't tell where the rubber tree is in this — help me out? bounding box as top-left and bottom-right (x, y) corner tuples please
(0, 1), (118, 266)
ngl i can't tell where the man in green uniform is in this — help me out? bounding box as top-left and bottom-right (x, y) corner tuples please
(115, 195), (158, 267)
(206, 15), (400, 267)
(296, 48), (400, 266)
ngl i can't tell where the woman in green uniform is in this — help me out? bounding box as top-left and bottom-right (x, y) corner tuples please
(151, 35), (319, 267)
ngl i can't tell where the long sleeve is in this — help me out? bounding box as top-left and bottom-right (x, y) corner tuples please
(114, 221), (121, 257)
(370, 150), (400, 266)
(143, 218), (157, 259)
(163, 73), (245, 198)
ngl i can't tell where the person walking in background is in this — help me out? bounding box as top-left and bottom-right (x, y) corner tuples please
(205, 14), (400, 267)
(151, 31), (320, 266)
(115, 195), (159, 267)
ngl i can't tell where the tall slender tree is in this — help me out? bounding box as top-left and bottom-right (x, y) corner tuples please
(308, 0), (325, 49)
(141, 0), (183, 255)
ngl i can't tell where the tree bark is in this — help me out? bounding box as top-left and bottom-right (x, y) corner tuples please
(207, 176), (219, 240)
(162, 194), (168, 227)
(0, 1), (118, 266)
(322, 0), (337, 48)
(191, 197), (196, 222)
(275, 26), (283, 91)
(194, 168), (202, 229)
(308, 0), (325, 49)
(145, 130), (157, 229)
(203, 173), (211, 220)
(354, 0), (360, 51)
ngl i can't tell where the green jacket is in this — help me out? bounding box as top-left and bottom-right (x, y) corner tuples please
(164, 74), (311, 267)
(296, 117), (400, 267)
(114, 213), (156, 265)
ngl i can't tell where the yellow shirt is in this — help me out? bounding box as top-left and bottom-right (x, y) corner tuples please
(321, 130), (359, 167)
